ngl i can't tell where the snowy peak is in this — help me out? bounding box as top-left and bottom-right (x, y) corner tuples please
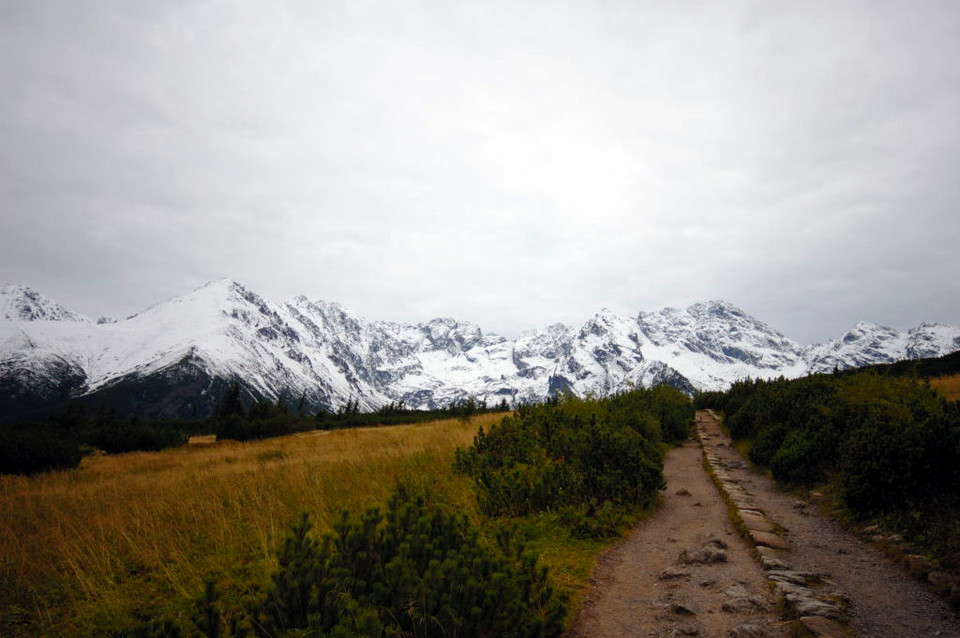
(420, 317), (487, 355)
(905, 323), (960, 360)
(687, 299), (747, 321)
(803, 321), (905, 373)
(804, 321), (960, 373)
(638, 300), (802, 368)
(512, 323), (574, 374)
(1, 280), (959, 420)
(0, 284), (90, 322)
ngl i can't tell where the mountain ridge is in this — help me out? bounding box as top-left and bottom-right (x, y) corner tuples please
(2, 280), (958, 420)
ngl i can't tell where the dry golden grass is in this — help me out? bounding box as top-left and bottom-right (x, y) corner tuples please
(930, 374), (960, 402)
(0, 415), (502, 637)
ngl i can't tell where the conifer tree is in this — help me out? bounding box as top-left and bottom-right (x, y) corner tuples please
(217, 379), (245, 419)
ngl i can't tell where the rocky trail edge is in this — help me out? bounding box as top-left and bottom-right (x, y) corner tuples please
(569, 410), (960, 638)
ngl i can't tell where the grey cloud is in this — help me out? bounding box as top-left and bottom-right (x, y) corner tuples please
(1, 0), (958, 343)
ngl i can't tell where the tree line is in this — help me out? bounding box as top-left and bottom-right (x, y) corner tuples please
(0, 380), (512, 475)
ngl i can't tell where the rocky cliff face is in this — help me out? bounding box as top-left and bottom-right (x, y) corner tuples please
(1, 281), (958, 420)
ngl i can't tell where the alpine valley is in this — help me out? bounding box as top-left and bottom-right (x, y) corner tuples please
(2, 279), (959, 421)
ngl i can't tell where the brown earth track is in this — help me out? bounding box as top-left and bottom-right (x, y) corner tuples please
(568, 411), (960, 638)
(699, 411), (960, 638)
(570, 438), (787, 637)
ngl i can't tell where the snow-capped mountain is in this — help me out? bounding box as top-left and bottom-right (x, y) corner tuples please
(2, 280), (959, 420)
(803, 321), (960, 373)
(0, 284), (91, 323)
(637, 300), (808, 390)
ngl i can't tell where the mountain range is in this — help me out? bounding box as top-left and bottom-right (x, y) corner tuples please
(2, 279), (959, 421)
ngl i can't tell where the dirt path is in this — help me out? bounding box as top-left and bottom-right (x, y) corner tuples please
(699, 410), (960, 638)
(570, 410), (960, 638)
(570, 437), (788, 637)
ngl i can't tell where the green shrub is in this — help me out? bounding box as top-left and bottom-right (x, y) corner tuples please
(85, 418), (188, 453)
(252, 488), (566, 638)
(215, 415), (302, 442)
(455, 391), (670, 517)
(713, 370), (960, 528)
(837, 403), (928, 516)
(748, 422), (788, 467)
(0, 424), (83, 475)
(560, 501), (628, 539)
(769, 429), (825, 486)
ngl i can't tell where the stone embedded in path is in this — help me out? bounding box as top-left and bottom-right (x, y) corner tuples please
(729, 623), (770, 637)
(760, 555), (790, 571)
(724, 484), (748, 495)
(772, 580), (811, 599)
(658, 566), (692, 580)
(705, 536), (729, 549)
(671, 601), (697, 615)
(769, 570), (827, 583)
(749, 530), (790, 550)
(722, 596), (769, 613)
(724, 583), (751, 598)
(740, 511), (776, 533)
(722, 584), (769, 613)
(796, 615), (847, 638)
(679, 545), (727, 564)
(767, 570), (808, 586)
(787, 596), (843, 620)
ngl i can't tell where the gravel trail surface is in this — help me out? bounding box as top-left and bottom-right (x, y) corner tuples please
(570, 437), (787, 637)
(569, 411), (960, 637)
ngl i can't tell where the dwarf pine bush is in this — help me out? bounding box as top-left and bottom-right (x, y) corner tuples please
(251, 487), (566, 638)
(126, 485), (566, 637)
(711, 371), (960, 520)
(454, 391), (672, 517)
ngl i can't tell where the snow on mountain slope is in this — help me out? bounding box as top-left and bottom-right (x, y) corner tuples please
(1, 284), (90, 322)
(905, 323), (960, 360)
(637, 300), (807, 391)
(558, 309), (648, 396)
(804, 321), (960, 374)
(804, 322), (904, 373)
(0, 280), (389, 412)
(2, 281), (959, 418)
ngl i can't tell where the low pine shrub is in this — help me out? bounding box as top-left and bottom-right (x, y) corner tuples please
(0, 424), (83, 475)
(455, 392), (669, 517)
(85, 419), (188, 453)
(125, 486), (567, 638)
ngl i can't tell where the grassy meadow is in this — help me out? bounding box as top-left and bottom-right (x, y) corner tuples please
(931, 373), (960, 401)
(1, 415), (512, 636)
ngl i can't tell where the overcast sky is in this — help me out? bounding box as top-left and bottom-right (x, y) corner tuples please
(2, 0), (959, 344)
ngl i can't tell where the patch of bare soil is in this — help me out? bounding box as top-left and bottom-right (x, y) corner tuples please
(701, 413), (960, 638)
(570, 439), (788, 638)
